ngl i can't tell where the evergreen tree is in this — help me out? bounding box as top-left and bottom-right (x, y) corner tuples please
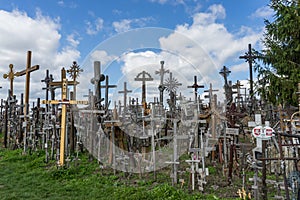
(256, 0), (300, 107)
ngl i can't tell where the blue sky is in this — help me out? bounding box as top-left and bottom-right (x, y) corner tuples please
(0, 0), (273, 105)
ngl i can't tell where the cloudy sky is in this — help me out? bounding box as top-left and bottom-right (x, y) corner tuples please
(0, 0), (273, 107)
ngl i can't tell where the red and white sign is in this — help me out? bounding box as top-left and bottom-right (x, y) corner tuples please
(252, 126), (274, 139)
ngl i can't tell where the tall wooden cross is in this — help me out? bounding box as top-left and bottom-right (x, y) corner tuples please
(90, 61), (105, 108)
(155, 61), (169, 105)
(100, 75), (117, 110)
(118, 82), (132, 110)
(134, 70), (153, 105)
(15, 51), (39, 115)
(187, 76), (204, 103)
(42, 67), (88, 166)
(3, 64), (19, 97)
(219, 66), (231, 86)
(239, 44), (259, 106)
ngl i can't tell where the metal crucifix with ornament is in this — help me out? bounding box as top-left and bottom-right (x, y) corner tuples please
(3, 64), (19, 97)
(42, 68), (88, 166)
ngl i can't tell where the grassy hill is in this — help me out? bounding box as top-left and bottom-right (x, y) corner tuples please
(0, 134), (241, 200)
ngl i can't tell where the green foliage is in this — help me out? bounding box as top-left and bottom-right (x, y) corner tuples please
(256, 0), (300, 107)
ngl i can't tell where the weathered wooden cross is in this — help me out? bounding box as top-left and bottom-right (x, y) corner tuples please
(3, 64), (19, 97)
(134, 70), (153, 106)
(187, 76), (204, 103)
(100, 75), (117, 110)
(42, 68), (88, 166)
(118, 82), (132, 110)
(90, 61), (105, 108)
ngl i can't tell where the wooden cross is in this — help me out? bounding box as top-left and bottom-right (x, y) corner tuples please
(155, 61), (169, 105)
(67, 61), (83, 100)
(118, 82), (132, 110)
(100, 75), (117, 110)
(239, 44), (259, 107)
(90, 61), (105, 108)
(3, 64), (19, 97)
(134, 70), (153, 105)
(42, 67), (88, 166)
(15, 51), (39, 115)
(187, 76), (204, 103)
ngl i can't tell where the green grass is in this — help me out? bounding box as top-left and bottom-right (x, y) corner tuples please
(0, 147), (236, 200)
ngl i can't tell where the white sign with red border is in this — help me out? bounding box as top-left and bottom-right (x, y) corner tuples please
(252, 126), (274, 140)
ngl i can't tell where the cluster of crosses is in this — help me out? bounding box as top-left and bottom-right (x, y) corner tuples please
(1, 44), (300, 200)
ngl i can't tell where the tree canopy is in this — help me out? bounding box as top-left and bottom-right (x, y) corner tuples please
(255, 0), (300, 107)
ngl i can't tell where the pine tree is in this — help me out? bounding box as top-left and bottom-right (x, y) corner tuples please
(256, 0), (300, 107)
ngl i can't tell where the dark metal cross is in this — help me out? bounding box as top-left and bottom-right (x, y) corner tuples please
(134, 70), (153, 105)
(3, 64), (19, 97)
(219, 66), (231, 86)
(67, 61), (83, 100)
(100, 75), (117, 110)
(155, 61), (169, 105)
(118, 82), (132, 110)
(239, 44), (259, 101)
(187, 76), (204, 103)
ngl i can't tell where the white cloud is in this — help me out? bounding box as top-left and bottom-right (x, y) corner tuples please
(112, 19), (132, 33)
(0, 9), (80, 102)
(108, 4), (263, 104)
(86, 17), (104, 35)
(250, 6), (273, 19)
(112, 17), (154, 33)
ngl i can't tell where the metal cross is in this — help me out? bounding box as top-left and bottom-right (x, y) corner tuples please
(187, 76), (204, 103)
(134, 70), (153, 105)
(67, 61), (83, 100)
(118, 82), (132, 110)
(3, 64), (19, 97)
(239, 44), (259, 108)
(100, 75), (117, 110)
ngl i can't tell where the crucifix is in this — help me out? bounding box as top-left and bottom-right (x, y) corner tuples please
(118, 82), (132, 110)
(67, 61), (83, 100)
(155, 61), (169, 105)
(42, 67), (88, 166)
(239, 44), (259, 114)
(134, 70), (153, 106)
(90, 61), (105, 108)
(187, 76), (204, 103)
(100, 75), (117, 110)
(3, 64), (19, 97)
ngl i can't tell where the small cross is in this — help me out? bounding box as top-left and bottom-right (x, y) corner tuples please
(187, 76), (204, 103)
(100, 75), (117, 110)
(134, 70), (153, 105)
(3, 64), (19, 97)
(118, 82), (132, 110)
